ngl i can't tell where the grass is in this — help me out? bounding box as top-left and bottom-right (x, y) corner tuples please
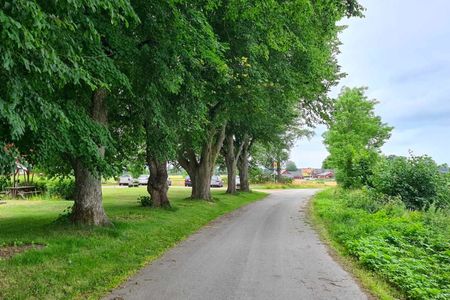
(309, 188), (450, 300)
(253, 180), (336, 190)
(0, 187), (267, 299)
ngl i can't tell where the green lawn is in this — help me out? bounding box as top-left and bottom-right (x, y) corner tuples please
(0, 187), (267, 299)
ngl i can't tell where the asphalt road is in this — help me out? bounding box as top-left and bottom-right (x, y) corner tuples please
(106, 189), (368, 300)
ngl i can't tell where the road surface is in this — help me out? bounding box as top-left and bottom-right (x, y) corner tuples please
(106, 189), (368, 300)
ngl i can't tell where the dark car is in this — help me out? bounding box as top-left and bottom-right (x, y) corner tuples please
(184, 176), (192, 187)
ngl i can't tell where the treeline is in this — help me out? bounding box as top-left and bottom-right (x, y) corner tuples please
(0, 1), (363, 225)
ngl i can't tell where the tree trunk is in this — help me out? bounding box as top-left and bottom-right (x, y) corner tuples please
(178, 124), (226, 200)
(276, 159), (282, 182)
(238, 137), (250, 192)
(71, 89), (110, 226)
(223, 133), (245, 194)
(147, 158), (170, 208)
(72, 159), (110, 225)
(190, 159), (213, 200)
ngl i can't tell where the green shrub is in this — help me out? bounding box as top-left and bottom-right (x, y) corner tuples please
(371, 155), (450, 210)
(249, 167), (274, 184)
(0, 176), (10, 191)
(47, 179), (76, 200)
(313, 189), (450, 300)
(138, 195), (153, 207)
(277, 176), (293, 184)
(33, 179), (49, 193)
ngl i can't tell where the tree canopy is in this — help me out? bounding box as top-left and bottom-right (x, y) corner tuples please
(323, 87), (393, 188)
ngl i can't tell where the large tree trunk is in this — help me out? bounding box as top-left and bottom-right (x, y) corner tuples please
(178, 124), (226, 200)
(190, 159), (213, 200)
(72, 160), (110, 225)
(223, 133), (245, 194)
(144, 121), (171, 208)
(71, 89), (110, 226)
(238, 137), (251, 192)
(147, 158), (170, 208)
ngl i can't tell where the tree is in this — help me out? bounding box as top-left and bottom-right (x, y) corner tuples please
(217, 0), (364, 193)
(111, 1), (228, 205)
(286, 161), (298, 172)
(1, 1), (137, 225)
(323, 87), (393, 188)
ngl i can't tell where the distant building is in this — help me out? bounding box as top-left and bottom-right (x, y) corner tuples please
(281, 170), (303, 179)
(281, 168), (335, 179)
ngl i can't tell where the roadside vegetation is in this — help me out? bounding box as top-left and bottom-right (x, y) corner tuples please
(312, 188), (450, 300)
(0, 188), (266, 299)
(315, 87), (450, 299)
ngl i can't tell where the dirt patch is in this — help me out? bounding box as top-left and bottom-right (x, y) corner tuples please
(0, 244), (45, 259)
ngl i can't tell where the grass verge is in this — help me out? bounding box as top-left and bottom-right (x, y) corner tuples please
(309, 188), (450, 300)
(0, 187), (266, 299)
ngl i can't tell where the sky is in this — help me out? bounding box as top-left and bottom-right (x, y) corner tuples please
(291, 0), (450, 168)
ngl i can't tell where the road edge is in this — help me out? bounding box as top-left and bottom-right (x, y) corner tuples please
(101, 191), (269, 299)
(305, 189), (402, 300)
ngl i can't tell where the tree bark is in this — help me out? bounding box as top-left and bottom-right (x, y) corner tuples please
(71, 89), (110, 226)
(276, 159), (282, 182)
(223, 133), (245, 194)
(146, 158), (170, 208)
(238, 137), (251, 192)
(178, 124), (226, 200)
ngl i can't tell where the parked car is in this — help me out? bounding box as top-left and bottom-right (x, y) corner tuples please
(119, 175), (139, 187)
(210, 175), (224, 188)
(236, 176), (240, 187)
(185, 176), (192, 187)
(138, 174), (149, 185)
(139, 174), (172, 186)
(185, 175), (223, 187)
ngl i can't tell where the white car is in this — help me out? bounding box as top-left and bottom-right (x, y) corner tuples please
(138, 175), (149, 185)
(119, 175), (139, 187)
(210, 175), (224, 187)
(138, 174), (172, 186)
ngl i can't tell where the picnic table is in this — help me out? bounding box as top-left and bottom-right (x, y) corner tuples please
(4, 186), (40, 199)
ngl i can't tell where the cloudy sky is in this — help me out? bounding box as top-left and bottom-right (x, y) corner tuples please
(291, 0), (450, 168)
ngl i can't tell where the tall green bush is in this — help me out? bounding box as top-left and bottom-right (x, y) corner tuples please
(371, 155), (450, 210)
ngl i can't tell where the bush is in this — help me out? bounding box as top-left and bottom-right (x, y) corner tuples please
(47, 179), (76, 200)
(371, 155), (450, 210)
(0, 176), (10, 191)
(249, 167), (274, 184)
(313, 189), (450, 299)
(138, 195), (153, 207)
(277, 176), (293, 184)
(33, 179), (49, 193)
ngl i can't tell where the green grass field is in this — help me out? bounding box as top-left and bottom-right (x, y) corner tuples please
(0, 187), (266, 299)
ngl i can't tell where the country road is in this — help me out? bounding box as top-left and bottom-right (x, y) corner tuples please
(106, 189), (368, 300)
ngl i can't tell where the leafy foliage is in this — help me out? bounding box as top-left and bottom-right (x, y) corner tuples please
(286, 160), (298, 171)
(313, 189), (450, 300)
(137, 195), (153, 207)
(371, 155), (450, 210)
(323, 87), (393, 188)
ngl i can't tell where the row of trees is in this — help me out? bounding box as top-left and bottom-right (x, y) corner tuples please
(1, 1), (363, 225)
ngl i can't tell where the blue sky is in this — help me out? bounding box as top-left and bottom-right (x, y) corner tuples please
(291, 0), (450, 168)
